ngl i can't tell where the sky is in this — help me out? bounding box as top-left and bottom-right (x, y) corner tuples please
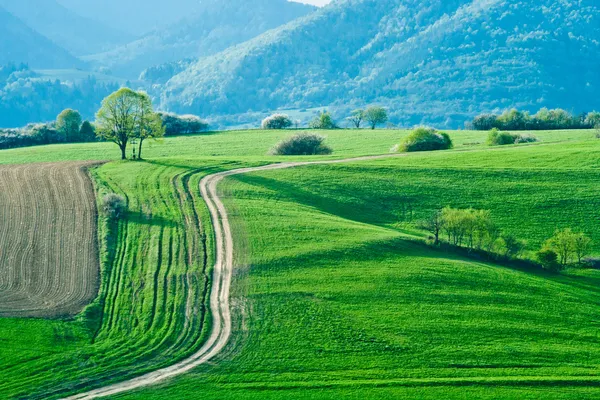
(292, 0), (332, 6)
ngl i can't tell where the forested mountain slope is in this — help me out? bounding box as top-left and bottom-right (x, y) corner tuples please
(85, 0), (315, 78)
(0, 6), (82, 69)
(162, 0), (600, 127)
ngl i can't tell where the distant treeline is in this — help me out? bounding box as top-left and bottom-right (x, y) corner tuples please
(470, 108), (600, 131)
(0, 110), (209, 150)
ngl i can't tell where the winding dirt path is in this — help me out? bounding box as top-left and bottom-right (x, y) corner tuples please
(64, 154), (399, 399)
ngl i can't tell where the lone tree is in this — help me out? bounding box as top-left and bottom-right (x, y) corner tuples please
(56, 109), (82, 142)
(96, 88), (163, 159)
(347, 109), (365, 129)
(364, 106), (388, 130)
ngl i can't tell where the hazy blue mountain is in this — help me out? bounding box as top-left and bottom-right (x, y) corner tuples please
(161, 0), (600, 127)
(85, 0), (315, 78)
(0, 6), (82, 69)
(57, 0), (221, 37)
(0, 0), (131, 56)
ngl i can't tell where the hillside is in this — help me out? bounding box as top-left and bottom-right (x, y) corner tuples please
(0, 7), (82, 69)
(2, 130), (600, 399)
(0, 0), (131, 55)
(85, 0), (315, 78)
(161, 0), (600, 127)
(56, 0), (202, 36)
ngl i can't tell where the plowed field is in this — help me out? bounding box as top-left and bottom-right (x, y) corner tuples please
(0, 162), (100, 318)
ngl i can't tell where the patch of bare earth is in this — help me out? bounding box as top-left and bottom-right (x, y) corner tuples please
(0, 162), (101, 318)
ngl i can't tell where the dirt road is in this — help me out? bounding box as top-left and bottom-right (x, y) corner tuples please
(63, 154), (399, 399)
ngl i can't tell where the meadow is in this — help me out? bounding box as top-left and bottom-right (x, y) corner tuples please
(1, 128), (600, 398)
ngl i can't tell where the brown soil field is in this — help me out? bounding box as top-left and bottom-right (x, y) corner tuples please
(0, 162), (101, 318)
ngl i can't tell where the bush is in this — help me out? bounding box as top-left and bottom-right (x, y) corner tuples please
(536, 249), (561, 271)
(487, 128), (538, 146)
(269, 132), (333, 156)
(261, 113), (293, 130)
(157, 112), (209, 136)
(102, 193), (127, 220)
(398, 127), (453, 152)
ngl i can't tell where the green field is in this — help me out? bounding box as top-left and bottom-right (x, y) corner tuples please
(1, 129), (600, 399)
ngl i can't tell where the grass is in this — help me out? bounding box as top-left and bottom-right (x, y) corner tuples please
(1, 129), (600, 398)
(0, 128), (596, 165)
(0, 159), (246, 399)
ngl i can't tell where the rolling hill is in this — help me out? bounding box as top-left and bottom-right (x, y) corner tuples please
(161, 0), (600, 127)
(85, 0), (316, 78)
(0, 6), (82, 69)
(0, 0), (131, 55)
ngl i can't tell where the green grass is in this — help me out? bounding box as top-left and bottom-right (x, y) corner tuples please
(2, 129), (600, 398)
(117, 138), (600, 399)
(0, 128), (596, 165)
(0, 159), (245, 399)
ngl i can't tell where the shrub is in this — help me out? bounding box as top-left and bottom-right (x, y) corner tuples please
(398, 127), (453, 152)
(309, 111), (337, 129)
(487, 128), (538, 146)
(269, 132), (333, 156)
(157, 112), (209, 136)
(102, 193), (127, 220)
(261, 113), (293, 130)
(536, 249), (561, 271)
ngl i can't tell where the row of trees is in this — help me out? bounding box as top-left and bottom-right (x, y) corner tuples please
(422, 208), (524, 259)
(260, 107), (389, 130)
(471, 108), (600, 131)
(422, 208), (594, 272)
(0, 110), (96, 150)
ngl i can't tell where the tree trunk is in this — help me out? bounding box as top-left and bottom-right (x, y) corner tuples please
(138, 139), (144, 160)
(120, 144), (127, 160)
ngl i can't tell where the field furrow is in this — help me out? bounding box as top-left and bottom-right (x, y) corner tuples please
(0, 162), (101, 318)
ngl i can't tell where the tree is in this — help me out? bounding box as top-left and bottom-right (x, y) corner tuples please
(536, 249), (561, 272)
(501, 234), (525, 259)
(309, 111), (337, 129)
(56, 109), (82, 142)
(96, 88), (139, 159)
(347, 109), (365, 129)
(262, 114), (293, 129)
(422, 209), (444, 245)
(544, 229), (578, 266)
(134, 92), (165, 160)
(364, 106), (388, 130)
(79, 121), (96, 142)
(574, 232), (592, 264)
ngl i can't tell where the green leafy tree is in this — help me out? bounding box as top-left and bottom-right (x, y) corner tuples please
(346, 109), (365, 129)
(574, 232), (592, 264)
(56, 109), (82, 142)
(536, 249), (561, 272)
(544, 229), (579, 266)
(96, 88), (163, 160)
(309, 111), (337, 129)
(134, 92), (165, 160)
(96, 88), (139, 159)
(364, 106), (388, 130)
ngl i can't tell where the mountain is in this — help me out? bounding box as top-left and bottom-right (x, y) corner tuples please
(161, 0), (600, 128)
(85, 0), (315, 78)
(0, 6), (83, 69)
(57, 0), (220, 37)
(0, 0), (131, 56)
